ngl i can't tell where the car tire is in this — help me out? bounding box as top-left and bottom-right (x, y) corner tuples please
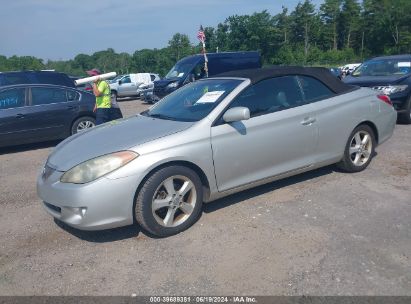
(111, 90), (118, 101)
(336, 124), (376, 173)
(71, 116), (96, 135)
(398, 96), (411, 124)
(135, 166), (203, 237)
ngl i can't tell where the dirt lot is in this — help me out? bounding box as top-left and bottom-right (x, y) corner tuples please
(0, 98), (410, 296)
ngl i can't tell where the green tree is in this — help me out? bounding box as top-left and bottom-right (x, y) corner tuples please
(338, 0), (361, 50)
(320, 0), (342, 50)
(168, 33), (193, 61)
(273, 7), (290, 45)
(290, 0), (318, 59)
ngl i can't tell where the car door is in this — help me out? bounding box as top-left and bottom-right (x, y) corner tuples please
(0, 87), (31, 147)
(24, 86), (77, 140)
(117, 76), (135, 96)
(296, 75), (361, 162)
(211, 76), (318, 192)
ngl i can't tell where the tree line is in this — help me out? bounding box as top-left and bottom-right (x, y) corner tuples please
(1, 0), (410, 77)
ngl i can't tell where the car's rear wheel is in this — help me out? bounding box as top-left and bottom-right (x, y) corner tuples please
(398, 96), (411, 124)
(336, 124), (375, 173)
(135, 166), (203, 237)
(71, 116), (96, 135)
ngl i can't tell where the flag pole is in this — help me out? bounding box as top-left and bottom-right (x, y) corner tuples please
(202, 41), (208, 78)
(198, 25), (208, 78)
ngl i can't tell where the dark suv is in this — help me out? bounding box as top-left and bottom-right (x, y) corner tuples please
(0, 71), (75, 88)
(0, 84), (96, 148)
(344, 54), (411, 123)
(151, 51), (261, 103)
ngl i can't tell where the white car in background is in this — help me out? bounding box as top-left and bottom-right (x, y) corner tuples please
(110, 73), (160, 100)
(340, 63), (361, 75)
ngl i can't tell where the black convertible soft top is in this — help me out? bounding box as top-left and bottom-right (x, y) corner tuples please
(215, 66), (356, 94)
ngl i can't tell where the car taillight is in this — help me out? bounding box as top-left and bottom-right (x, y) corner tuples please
(377, 94), (392, 106)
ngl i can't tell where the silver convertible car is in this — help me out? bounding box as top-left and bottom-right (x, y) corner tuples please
(37, 67), (397, 237)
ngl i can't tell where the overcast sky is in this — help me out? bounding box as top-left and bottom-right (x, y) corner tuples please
(1, 0), (323, 61)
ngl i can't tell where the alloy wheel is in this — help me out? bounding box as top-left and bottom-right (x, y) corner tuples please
(151, 175), (197, 227)
(349, 130), (372, 166)
(76, 120), (95, 132)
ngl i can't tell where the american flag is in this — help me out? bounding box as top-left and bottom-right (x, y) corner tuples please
(197, 25), (206, 43)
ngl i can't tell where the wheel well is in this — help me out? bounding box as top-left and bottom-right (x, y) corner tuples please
(357, 121), (379, 144)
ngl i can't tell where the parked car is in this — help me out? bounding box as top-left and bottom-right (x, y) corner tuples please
(37, 66), (396, 237)
(0, 84), (96, 148)
(344, 54), (411, 123)
(0, 71), (75, 88)
(110, 73), (159, 99)
(151, 51), (262, 103)
(340, 63), (361, 76)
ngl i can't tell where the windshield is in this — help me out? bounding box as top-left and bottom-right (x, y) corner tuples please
(142, 79), (242, 122)
(109, 75), (123, 83)
(165, 62), (196, 80)
(352, 58), (411, 77)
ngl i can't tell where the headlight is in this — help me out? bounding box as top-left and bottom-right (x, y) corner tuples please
(372, 85), (408, 95)
(167, 82), (179, 89)
(60, 151), (138, 184)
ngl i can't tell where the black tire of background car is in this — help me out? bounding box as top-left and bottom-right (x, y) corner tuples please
(336, 124), (376, 173)
(134, 165), (203, 237)
(71, 116), (96, 135)
(111, 90), (118, 101)
(398, 96), (411, 124)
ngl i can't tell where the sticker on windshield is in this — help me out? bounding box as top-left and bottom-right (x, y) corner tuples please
(398, 62), (411, 67)
(196, 91), (225, 104)
(178, 72), (185, 77)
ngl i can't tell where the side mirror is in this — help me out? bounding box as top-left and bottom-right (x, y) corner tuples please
(118, 80), (122, 85)
(223, 107), (250, 123)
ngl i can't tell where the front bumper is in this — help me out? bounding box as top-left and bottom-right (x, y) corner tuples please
(37, 167), (144, 231)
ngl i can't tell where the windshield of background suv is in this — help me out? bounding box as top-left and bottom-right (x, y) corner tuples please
(165, 62), (196, 80)
(142, 79), (242, 122)
(352, 58), (411, 77)
(110, 75), (124, 83)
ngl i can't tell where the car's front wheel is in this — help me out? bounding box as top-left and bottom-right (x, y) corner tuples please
(336, 124), (376, 172)
(71, 116), (96, 135)
(135, 166), (203, 237)
(111, 90), (118, 101)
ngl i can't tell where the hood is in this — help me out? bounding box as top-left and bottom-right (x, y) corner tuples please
(154, 79), (180, 88)
(48, 115), (194, 171)
(343, 74), (409, 87)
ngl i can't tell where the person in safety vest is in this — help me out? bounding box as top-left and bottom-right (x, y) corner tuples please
(87, 68), (112, 125)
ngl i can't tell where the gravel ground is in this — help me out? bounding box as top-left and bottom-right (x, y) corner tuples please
(0, 98), (410, 296)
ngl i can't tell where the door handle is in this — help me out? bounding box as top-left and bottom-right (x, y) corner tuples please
(301, 117), (316, 125)
(67, 105), (76, 110)
(15, 113), (25, 119)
